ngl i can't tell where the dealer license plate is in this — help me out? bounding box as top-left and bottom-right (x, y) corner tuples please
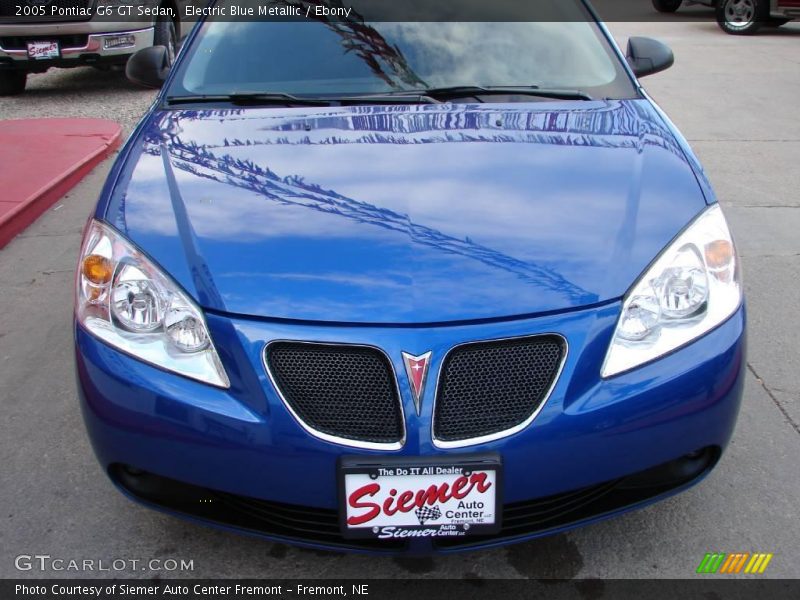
(27, 41), (59, 60)
(339, 455), (501, 540)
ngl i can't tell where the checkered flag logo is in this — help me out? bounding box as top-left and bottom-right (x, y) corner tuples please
(415, 505), (442, 525)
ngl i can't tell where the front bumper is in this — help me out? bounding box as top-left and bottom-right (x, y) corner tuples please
(0, 27), (153, 70)
(76, 303), (746, 554)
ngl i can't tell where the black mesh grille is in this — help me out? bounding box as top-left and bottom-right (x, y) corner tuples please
(266, 342), (403, 445)
(0, 35), (88, 50)
(434, 336), (565, 442)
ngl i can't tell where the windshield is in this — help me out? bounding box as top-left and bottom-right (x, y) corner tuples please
(167, 2), (636, 101)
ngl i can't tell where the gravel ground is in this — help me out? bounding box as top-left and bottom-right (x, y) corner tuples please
(0, 67), (156, 135)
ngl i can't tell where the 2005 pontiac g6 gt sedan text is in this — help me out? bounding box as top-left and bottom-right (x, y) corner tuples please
(74, 0), (745, 554)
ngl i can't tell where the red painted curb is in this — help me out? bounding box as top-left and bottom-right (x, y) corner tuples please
(0, 118), (122, 249)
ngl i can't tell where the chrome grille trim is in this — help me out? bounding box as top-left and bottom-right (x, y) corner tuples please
(431, 334), (568, 449)
(262, 340), (406, 451)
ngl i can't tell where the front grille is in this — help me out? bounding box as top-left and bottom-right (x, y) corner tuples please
(111, 448), (718, 554)
(0, 34), (88, 50)
(0, 0), (94, 24)
(215, 493), (407, 551)
(111, 466), (406, 552)
(434, 335), (565, 443)
(436, 447), (720, 550)
(266, 342), (404, 446)
(436, 479), (620, 549)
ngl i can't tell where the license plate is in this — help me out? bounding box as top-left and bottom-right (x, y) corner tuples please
(339, 455), (502, 539)
(27, 41), (59, 60)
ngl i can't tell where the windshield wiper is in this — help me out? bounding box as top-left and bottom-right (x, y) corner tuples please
(389, 86), (595, 101)
(335, 93), (440, 105)
(165, 86), (592, 107)
(166, 92), (441, 107)
(165, 92), (334, 107)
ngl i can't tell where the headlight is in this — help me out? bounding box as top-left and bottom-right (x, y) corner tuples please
(75, 220), (230, 388)
(601, 204), (741, 378)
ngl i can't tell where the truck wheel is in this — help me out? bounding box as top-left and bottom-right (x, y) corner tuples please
(652, 0), (683, 12)
(716, 0), (766, 34)
(153, 14), (177, 66)
(0, 70), (26, 96)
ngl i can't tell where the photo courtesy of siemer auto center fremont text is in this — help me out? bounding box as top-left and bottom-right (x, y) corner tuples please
(0, 0), (798, 597)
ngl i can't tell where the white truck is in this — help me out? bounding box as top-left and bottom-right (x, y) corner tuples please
(0, 0), (199, 94)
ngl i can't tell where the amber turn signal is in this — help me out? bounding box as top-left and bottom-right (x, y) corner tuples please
(705, 240), (733, 270)
(82, 254), (113, 285)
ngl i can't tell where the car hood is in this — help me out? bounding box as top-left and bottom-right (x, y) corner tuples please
(105, 100), (707, 325)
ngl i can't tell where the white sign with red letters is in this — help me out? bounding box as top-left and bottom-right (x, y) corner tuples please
(343, 465), (498, 538)
(27, 41), (59, 60)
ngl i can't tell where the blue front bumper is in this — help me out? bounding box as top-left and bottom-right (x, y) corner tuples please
(76, 302), (746, 553)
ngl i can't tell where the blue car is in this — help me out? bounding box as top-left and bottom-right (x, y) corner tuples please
(75, 0), (745, 554)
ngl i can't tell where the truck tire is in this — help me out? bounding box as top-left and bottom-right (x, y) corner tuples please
(0, 70), (26, 96)
(652, 0), (683, 12)
(153, 14), (177, 66)
(716, 0), (766, 34)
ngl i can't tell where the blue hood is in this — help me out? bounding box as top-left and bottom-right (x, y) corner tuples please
(105, 100), (706, 325)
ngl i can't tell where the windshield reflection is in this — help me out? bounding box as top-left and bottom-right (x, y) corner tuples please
(176, 7), (624, 97)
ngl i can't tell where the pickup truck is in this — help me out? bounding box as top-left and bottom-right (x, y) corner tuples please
(0, 0), (199, 95)
(652, 0), (800, 34)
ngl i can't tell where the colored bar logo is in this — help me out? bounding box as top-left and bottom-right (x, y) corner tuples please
(696, 553), (774, 574)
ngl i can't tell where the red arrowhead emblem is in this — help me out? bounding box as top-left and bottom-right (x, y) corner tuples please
(402, 351), (432, 415)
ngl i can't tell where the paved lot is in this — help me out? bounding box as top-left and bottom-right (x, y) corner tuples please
(0, 18), (798, 580)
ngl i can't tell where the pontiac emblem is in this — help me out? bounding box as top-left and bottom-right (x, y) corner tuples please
(402, 351), (431, 415)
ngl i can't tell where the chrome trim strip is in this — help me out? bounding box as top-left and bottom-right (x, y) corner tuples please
(0, 27), (153, 59)
(431, 333), (569, 449)
(262, 340), (406, 451)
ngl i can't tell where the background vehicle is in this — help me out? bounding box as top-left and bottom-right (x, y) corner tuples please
(651, 0), (799, 34)
(0, 0), (198, 95)
(652, 0), (714, 13)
